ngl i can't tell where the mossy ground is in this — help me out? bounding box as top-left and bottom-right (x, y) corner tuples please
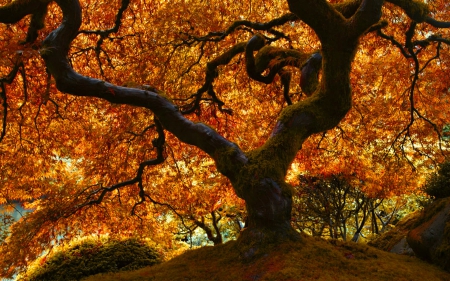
(83, 234), (450, 281)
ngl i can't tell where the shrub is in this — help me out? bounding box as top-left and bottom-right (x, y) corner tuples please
(0, 213), (14, 244)
(19, 238), (161, 281)
(423, 161), (450, 199)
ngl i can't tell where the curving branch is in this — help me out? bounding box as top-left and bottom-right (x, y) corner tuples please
(78, 0), (130, 36)
(426, 17), (450, 28)
(72, 118), (166, 214)
(245, 33), (321, 103)
(0, 0), (50, 44)
(175, 13), (299, 46)
(28, 0), (247, 183)
(181, 42), (247, 114)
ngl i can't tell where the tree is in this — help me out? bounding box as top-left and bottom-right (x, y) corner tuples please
(293, 173), (409, 241)
(0, 0), (449, 277)
(423, 159), (450, 199)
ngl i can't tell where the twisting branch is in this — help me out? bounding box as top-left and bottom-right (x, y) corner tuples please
(0, 83), (7, 142)
(180, 42), (246, 114)
(73, 118), (166, 214)
(0, 0), (50, 44)
(174, 13), (298, 47)
(382, 21), (445, 165)
(245, 33), (321, 104)
(78, 0), (131, 76)
(178, 1), (386, 115)
(174, 13), (304, 114)
(78, 0), (130, 36)
(184, 32), (321, 113)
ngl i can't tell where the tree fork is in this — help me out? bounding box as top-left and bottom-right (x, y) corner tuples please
(233, 0), (384, 248)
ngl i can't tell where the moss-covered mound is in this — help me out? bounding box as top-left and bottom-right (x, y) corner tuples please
(407, 197), (450, 272)
(368, 210), (420, 253)
(83, 235), (450, 281)
(19, 238), (161, 281)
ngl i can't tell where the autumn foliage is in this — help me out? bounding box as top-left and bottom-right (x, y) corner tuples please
(0, 0), (450, 278)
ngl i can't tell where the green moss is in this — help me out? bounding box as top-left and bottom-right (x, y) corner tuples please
(254, 46), (308, 71)
(418, 198), (450, 271)
(432, 219), (450, 270)
(396, 198), (450, 272)
(19, 238), (161, 281)
(83, 234), (450, 281)
(411, 198), (450, 229)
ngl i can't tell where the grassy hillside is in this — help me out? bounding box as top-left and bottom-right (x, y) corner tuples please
(83, 234), (450, 281)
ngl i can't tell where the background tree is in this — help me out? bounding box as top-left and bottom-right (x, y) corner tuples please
(0, 0), (449, 277)
(423, 159), (450, 199)
(293, 173), (413, 242)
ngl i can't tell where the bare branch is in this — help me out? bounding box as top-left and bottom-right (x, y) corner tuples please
(377, 30), (412, 58)
(78, 0), (130, 36)
(176, 13), (298, 46)
(74, 119), (165, 214)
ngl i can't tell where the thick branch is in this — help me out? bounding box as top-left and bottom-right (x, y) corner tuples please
(38, 0), (247, 182)
(0, 0), (49, 23)
(426, 17), (450, 28)
(287, 0), (346, 41)
(0, 0), (50, 43)
(252, 0), (383, 181)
